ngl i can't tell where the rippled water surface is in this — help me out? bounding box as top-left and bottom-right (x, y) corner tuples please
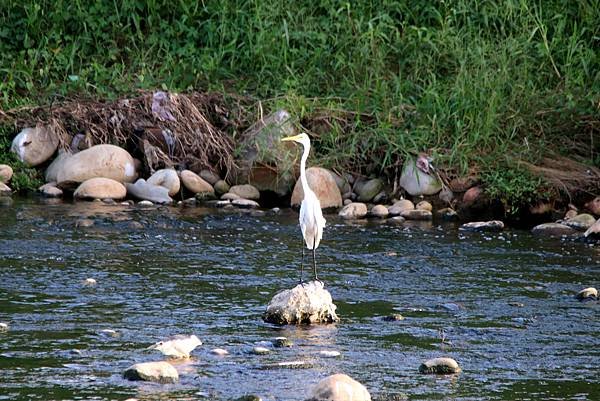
(1, 198), (599, 400)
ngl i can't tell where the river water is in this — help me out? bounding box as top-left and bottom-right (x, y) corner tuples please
(0, 198), (598, 400)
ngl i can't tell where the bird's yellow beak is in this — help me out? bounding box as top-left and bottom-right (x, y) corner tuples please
(281, 134), (302, 142)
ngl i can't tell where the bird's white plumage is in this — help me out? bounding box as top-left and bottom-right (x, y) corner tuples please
(300, 189), (326, 250)
(147, 334), (202, 358)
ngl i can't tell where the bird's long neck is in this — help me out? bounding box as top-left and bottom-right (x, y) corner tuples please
(300, 140), (311, 195)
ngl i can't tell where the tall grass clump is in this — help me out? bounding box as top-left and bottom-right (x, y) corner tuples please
(0, 1), (599, 202)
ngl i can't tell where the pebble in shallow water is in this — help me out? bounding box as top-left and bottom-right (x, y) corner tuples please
(123, 361), (179, 384)
(382, 314), (404, 321)
(83, 278), (97, 286)
(0, 322), (9, 332)
(419, 357), (461, 374)
(251, 346), (271, 355)
(318, 350), (341, 358)
(211, 348), (229, 356)
(308, 373), (371, 401)
(575, 287), (598, 301)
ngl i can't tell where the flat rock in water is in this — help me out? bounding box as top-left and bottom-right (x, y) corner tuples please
(339, 202), (368, 219)
(211, 348), (229, 356)
(460, 220), (504, 231)
(400, 209), (432, 221)
(564, 213), (596, 231)
(575, 287), (598, 301)
(230, 184), (260, 200)
(532, 223), (576, 237)
(123, 361), (179, 384)
(264, 280), (339, 325)
(307, 374), (371, 401)
(232, 198), (260, 209)
(272, 337), (293, 347)
(74, 177), (126, 200)
(318, 350), (341, 358)
(251, 346), (271, 355)
(419, 357), (461, 374)
(221, 192), (240, 200)
(0, 164), (13, 184)
(126, 179), (173, 204)
(147, 169), (180, 196)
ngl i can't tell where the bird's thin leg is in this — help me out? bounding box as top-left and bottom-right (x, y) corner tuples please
(312, 237), (319, 282)
(299, 238), (305, 284)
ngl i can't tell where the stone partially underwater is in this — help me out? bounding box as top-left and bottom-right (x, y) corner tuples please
(264, 281), (339, 325)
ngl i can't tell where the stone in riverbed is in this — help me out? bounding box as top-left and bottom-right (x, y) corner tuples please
(370, 204), (389, 218)
(339, 202), (367, 219)
(416, 201), (432, 212)
(123, 361), (179, 384)
(272, 337), (293, 348)
(382, 314), (404, 321)
(585, 197), (600, 216)
(232, 198), (260, 209)
(76, 218), (95, 228)
(251, 346), (271, 355)
(0, 182), (11, 195)
(0, 322), (9, 332)
(318, 350), (341, 358)
(437, 207), (458, 221)
(199, 169), (220, 185)
(532, 223), (576, 237)
(307, 374), (371, 401)
(419, 357), (461, 374)
(0, 164), (13, 183)
(230, 184), (260, 200)
(291, 167), (343, 209)
(74, 178), (126, 200)
(575, 287), (598, 301)
(221, 192), (240, 200)
(400, 157), (442, 196)
(356, 178), (383, 203)
(460, 220), (504, 231)
(563, 213), (596, 231)
(45, 150), (71, 182)
(388, 200), (414, 216)
(179, 170), (214, 195)
(126, 179), (173, 204)
(56, 145), (137, 187)
(264, 280), (339, 325)
(147, 168), (180, 197)
(234, 396), (263, 401)
(211, 348), (229, 356)
(584, 218), (600, 237)
(11, 126), (59, 167)
(400, 209), (432, 221)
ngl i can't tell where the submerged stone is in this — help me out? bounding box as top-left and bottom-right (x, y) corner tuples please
(251, 346), (271, 355)
(264, 280), (339, 325)
(370, 204), (389, 218)
(532, 223), (576, 237)
(575, 287), (598, 301)
(388, 199), (414, 216)
(400, 209), (432, 221)
(382, 314), (404, 322)
(460, 220), (504, 231)
(318, 350), (341, 358)
(564, 213), (596, 231)
(272, 337), (293, 348)
(419, 357), (461, 374)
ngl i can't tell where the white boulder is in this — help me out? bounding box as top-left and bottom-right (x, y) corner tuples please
(126, 179), (173, 204)
(147, 168), (180, 196)
(0, 164), (13, 184)
(399, 157), (441, 196)
(123, 361), (179, 384)
(11, 126), (59, 166)
(307, 374), (371, 401)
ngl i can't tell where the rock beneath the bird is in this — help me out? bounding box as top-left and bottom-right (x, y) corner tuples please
(0, 182), (12, 195)
(370, 204), (389, 218)
(419, 357), (461, 374)
(291, 167), (342, 209)
(564, 213), (596, 231)
(214, 180), (230, 195)
(532, 223), (576, 237)
(11, 126), (59, 166)
(437, 208), (458, 221)
(416, 201), (432, 212)
(584, 197), (600, 215)
(400, 157), (441, 196)
(126, 179), (173, 204)
(232, 198), (260, 209)
(460, 220), (504, 231)
(56, 145), (137, 187)
(400, 209), (432, 221)
(199, 169), (220, 185)
(0, 164), (12, 184)
(356, 178), (383, 203)
(147, 168), (180, 196)
(339, 202), (368, 219)
(231, 109), (298, 196)
(264, 280), (339, 325)
(179, 170), (214, 195)
(74, 178), (126, 200)
(230, 184), (260, 200)
(221, 192), (241, 200)
(575, 287), (598, 301)
(388, 200), (414, 216)
(307, 374), (371, 401)
(123, 361), (179, 384)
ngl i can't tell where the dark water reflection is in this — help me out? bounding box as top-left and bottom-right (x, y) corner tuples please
(0, 198), (599, 400)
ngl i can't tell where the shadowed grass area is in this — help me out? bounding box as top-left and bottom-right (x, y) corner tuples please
(0, 1), (599, 206)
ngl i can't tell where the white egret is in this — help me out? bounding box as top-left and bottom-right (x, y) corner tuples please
(147, 334), (202, 359)
(281, 133), (326, 282)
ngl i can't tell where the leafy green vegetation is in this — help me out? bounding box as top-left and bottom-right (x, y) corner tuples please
(1, 1), (599, 203)
(482, 165), (547, 215)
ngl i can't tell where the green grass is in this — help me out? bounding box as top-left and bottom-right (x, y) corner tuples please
(1, 1), (599, 206)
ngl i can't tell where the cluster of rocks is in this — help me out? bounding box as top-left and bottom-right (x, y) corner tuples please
(531, 206), (600, 238)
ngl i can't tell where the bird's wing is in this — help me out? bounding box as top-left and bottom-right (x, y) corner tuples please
(300, 191), (326, 249)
